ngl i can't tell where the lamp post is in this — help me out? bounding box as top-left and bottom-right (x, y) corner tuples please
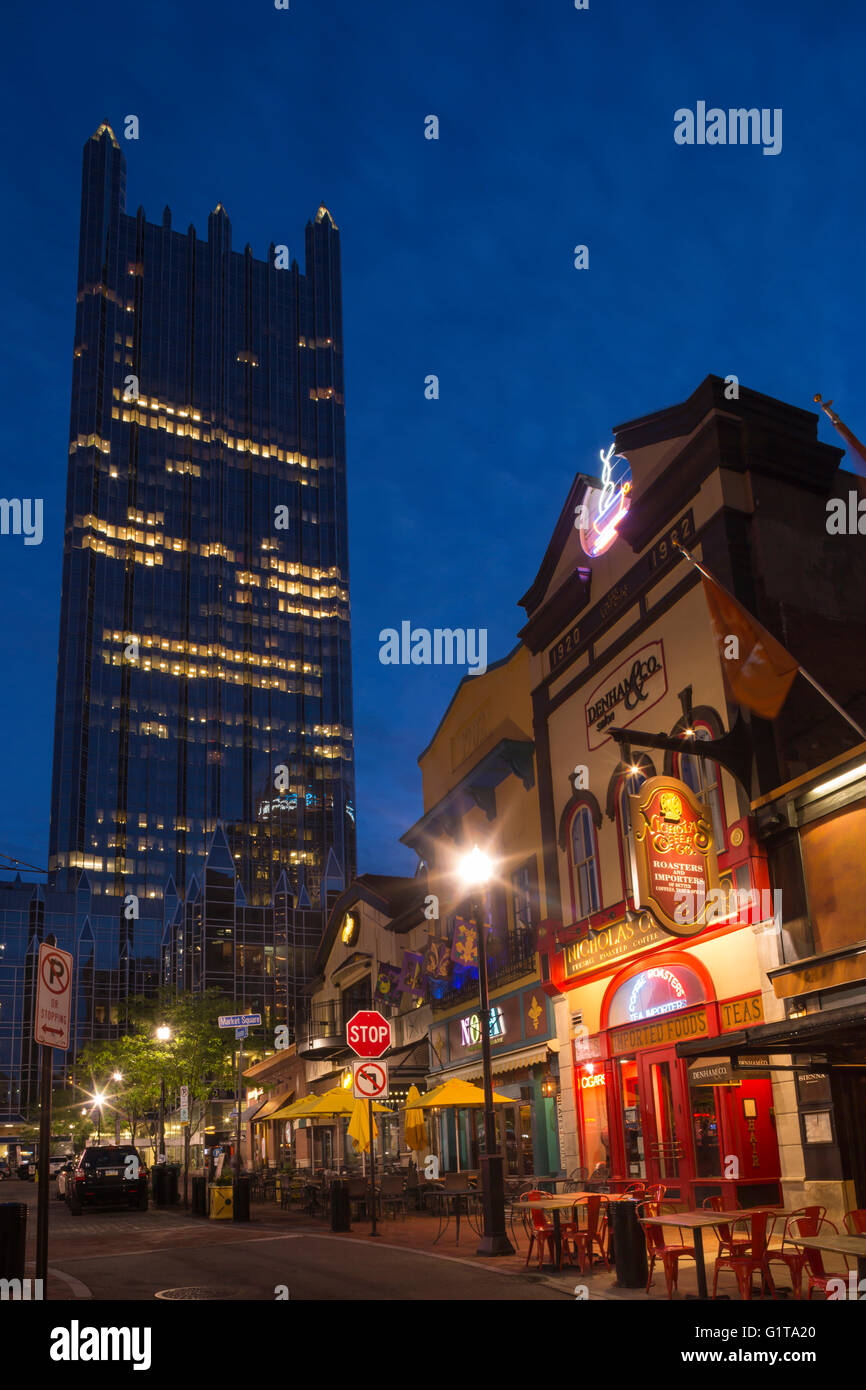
(457, 845), (514, 1256)
(93, 1093), (105, 1144)
(112, 1072), (122, 1144)
(156, 1026), (171, 1164)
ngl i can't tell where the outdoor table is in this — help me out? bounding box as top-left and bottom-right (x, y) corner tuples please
(431, 1187), (481, 1246)
(792, 1231), (866, 1283)
(662, 1207), (786, 1301)
(516, 1193), (630, 1271)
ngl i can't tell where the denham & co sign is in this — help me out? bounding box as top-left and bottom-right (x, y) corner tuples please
(629, 777), (721, 938)
(584, 640), (667, 750)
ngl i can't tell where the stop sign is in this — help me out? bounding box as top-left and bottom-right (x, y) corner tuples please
(346, 1010), (392, 1058)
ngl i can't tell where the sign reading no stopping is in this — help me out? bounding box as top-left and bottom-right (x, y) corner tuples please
(35, 942), (74, 1050)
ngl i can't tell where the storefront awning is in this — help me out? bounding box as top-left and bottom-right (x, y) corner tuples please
(675, 1001), (866, 1065)
(428, 1043), (550, 1086)
(250, 1088), (295, 1124)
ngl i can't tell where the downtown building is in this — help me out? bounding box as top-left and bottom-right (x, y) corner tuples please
(0, 125), (355, 1120)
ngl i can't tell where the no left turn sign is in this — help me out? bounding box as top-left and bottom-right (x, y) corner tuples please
(352, 1060), (389, 1100)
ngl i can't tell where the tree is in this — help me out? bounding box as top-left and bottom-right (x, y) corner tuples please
(74, 1035), (163, 1146)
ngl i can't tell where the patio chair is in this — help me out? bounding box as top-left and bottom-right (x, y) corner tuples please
(379, 1172), (408, 1219)
(522, 1190), (560, 1270)
(564, 1193), (610, 1274)
(788, 1216), (850, 1299)
(346, 1176), (369, 1219)
(702, 1195), (753, 1261)
(586, 1163), (609, 1190)
(637, 1201), (696, 1298)
(644, 1183), (667, 1205)
(712, 1210), (776, 1301)
(844, 1209), (866, 1235)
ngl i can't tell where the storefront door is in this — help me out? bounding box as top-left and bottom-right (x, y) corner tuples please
(614, 1047), (694, 1192)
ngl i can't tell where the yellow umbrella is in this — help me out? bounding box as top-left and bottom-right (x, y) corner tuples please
(404, 1084), (427, 1155)
(415, 1078), (512, 1109)
(309, 1086), (392, 1117)
(269, 1093), (322, 1121)
(347, 1095), (371, 1154)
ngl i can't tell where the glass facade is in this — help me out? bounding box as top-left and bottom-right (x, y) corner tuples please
(49, 125), (355, 913)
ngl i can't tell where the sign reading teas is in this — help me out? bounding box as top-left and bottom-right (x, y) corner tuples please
(584, 640), (667, 750)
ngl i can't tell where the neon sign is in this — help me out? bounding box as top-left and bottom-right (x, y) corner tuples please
(578, 443), (632, 557)
(627, 967), (689, 1022)
(460, 1007), (505, 1047)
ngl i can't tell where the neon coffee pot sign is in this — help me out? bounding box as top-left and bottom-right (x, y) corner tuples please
(577, 443), (632, 557)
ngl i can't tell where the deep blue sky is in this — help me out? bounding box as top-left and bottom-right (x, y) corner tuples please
(0, 0), (863, 884)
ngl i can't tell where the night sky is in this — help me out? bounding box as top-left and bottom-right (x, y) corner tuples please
(1, 0), (864, 884)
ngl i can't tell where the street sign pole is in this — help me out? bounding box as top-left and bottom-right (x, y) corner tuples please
(368, 1097), (378, 1239)
(235, 1033), (243, 1178)
(35, 1038), (53, 1285)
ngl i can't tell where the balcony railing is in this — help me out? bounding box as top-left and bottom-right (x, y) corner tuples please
(430, 930), (537, 1013)
(296, 999), (344, 1059)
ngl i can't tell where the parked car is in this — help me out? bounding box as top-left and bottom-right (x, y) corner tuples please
(48, 1154), (72, 1179)
(65, 1146), (148, 1214)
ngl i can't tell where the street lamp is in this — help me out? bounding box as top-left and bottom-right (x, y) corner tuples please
(156, 1026), (171, 1163)
(93, 1092), (106, 1144)
(457, 844), (514, 1256)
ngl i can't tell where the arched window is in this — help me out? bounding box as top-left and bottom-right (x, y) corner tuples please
(677, 725), (725, 851)
(570, 805), (601, 920)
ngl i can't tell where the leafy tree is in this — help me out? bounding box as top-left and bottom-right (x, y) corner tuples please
(74, 1035), (163, 1146)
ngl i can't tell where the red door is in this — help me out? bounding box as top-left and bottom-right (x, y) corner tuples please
(639, 1048), (694, 1196)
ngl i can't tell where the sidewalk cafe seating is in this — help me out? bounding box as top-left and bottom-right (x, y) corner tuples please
(644, 1183), (667, 1205)
(523, 1190), (561, 1270)
(763, 1207), (824, 1298)
(789, 1216), (852, 1299)
(586, 1162), (609, 1190)
(564, 1167), (588, 1193)
(636, 1200), (696, 1299)
(702, 1195), (753, 1261)
(379, 1173), (408, 1219)
(844, 1209), (866, 1234)
(563, 1193), (610, 1274)
(712, 1210), (776, 1301)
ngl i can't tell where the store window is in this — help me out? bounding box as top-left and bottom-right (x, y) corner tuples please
(576, 1061), (609, 1177)
(617, 1058), (646, 1179)
(569, 806), (600, 919)
(689, 1081), (722, 1177)
(677, 725), (725, 851)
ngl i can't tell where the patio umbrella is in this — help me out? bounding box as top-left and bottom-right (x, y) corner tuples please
(414, 1078), (512, 1108)
(347, 1095), (371, 1154)
(269, 1093), (322, 1121)
(308, 1087), (392, 1117)
(404, 1084), (427, 1157)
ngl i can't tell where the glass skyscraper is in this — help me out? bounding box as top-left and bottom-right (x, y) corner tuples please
(49, 122), (356, 913)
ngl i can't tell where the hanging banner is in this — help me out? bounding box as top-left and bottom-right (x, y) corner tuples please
(628, 777), (720, 938)
(373, 963), (401, 1006)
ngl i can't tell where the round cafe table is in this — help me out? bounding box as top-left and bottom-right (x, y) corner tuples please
(516, 1192), (634, 1271)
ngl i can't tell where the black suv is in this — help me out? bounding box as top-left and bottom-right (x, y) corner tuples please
(65, 1145), (148, 1214)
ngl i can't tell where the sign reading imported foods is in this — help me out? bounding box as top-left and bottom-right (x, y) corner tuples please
(611, 1005), (709, 1055)
(584, 641), (667, 750)
(629, 777), (720, 938)
(562, 912), (668, 979)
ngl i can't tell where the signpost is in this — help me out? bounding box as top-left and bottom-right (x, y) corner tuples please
(218, 1014), (262, 1176)
(34, 937), (74, 1290)
(180, 1084), (189, 1124)
(346, 1011), (392, 1237)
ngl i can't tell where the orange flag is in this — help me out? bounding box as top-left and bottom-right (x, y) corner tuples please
(701, 572), (799, 719)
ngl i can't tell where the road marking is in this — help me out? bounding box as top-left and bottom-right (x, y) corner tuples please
(24, 1260), (93, 1298)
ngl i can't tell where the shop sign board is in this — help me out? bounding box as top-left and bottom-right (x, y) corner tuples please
(562, 913), (667, 980)
(584, 640), (667, 750)
(688, 1058), (741, 1087)
(719, 994), (764, 1031)
(628, 777), (721, 938)
(610, 1005), (709, 1056)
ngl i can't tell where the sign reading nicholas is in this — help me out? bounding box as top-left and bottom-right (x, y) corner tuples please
(584, 640), (667, 750)
(629, 777), (720, 938)
(562, 913), (668, 979)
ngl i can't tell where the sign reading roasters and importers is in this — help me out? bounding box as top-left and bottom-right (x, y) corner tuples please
(628, 777), (721, 938)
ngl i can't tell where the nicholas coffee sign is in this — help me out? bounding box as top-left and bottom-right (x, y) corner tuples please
(584, 640), (667, 750)
(628, 776), (721, 938)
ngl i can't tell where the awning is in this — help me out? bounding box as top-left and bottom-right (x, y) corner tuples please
(250, 1087), (295, 1124)
(676, 1001), (866, 1065)
(427, 1043), (550, 1086)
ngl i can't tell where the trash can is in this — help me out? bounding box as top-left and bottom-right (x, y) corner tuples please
(233, 1175), (251, 1223)
(610, 1198), (648, 1288)
(209, 1183), (234, 1219)
(0, 1204), (26, 1280)
(190, 1174), (208, 1217)
(330, 1179), (351, 1232)
(153, 1164), (179, 1206)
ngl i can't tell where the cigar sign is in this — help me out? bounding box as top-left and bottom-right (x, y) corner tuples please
(584, 640), (667, 750)
(628, 776), (720, 938)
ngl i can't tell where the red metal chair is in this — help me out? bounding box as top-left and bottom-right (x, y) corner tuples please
(636, 1201), (696, 1298)
(712, 1210), (776, 1300)
(844, 1209), (866, 1235)
(764, 1207), (823, 1299)
(644, 1183), (667, 1205)
(790, 1217), (850, 1299)
(622, 1182), (645, 1196)
(564, 1193), (610, 1273)
(522, 1190), (559, 1270)
(702, 1195), (753, 1261)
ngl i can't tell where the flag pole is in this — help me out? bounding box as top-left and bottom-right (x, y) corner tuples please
(814, 394), (866, 469)
(673, 540), (866, 742)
